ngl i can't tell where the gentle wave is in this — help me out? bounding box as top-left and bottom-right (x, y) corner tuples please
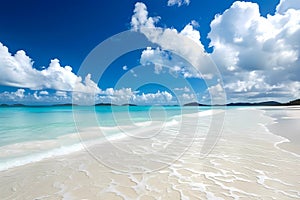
(258, 109), (300, 157)
(0, 109), (222, 171)
(0, 143), (84, 171)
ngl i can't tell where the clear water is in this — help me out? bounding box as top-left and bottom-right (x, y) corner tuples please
(0, 106), (211, 170)
(0, 106), (208, 147)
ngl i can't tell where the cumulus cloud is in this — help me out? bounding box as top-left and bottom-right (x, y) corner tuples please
(95, 88), (174, 105)
(0, 89), (26, 101)
(207, 0), (300, 102)
(0, 88), (26, 100)
(33, 90), (50, 100)
(131, 2), (159, 31)
(96, 88), (173, 105)
(131, 1), (300, 102)
(0, 43), (100, 93)
(167, 0), (190, 7)
(140, 47), (168, 74)
(140, 47), (207, 78)
(132, 90), (173, 104)
(0, 41), (176, 105)
(15, 89), (25, 99)
(2, 0), (299, 104)
(209, 1), (300, 74)
(179, 93), (197, 104)
(276, 0), (300, 14)
(131, 3), (216, 80)
(0, 87), (175, 105)
(0, 89), (67, 104)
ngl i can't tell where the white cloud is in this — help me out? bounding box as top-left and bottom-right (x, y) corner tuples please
(276, 0), (300, 14)
(1, 0), (299, 105)
(132, 90), (173, 104)
(0, 87), (166, 105)
(0, 88), (175, 105)
(202, 83), (227, 104)
(94, 88), (174, 105)
(96, 87), (134, 104)
(208, 84), (224, 96)
(131, 2), (159, 31)
(55, 91), (68, 98)
(180, 23), (201, 46)
(122, 65), (128, 70)
(207, 0), (300, 102)
(0, 88), (26, 101)
(131, 1), (300, 102)
(0, 89), (71, 104)
(131, 3), (215, 79)
(33, 91), (40, 100)
(179, 93), (196, 104)
(140, 47), (167, 74)
(0, 89), (24, 101)
(174, 86), (190, 92)
(15, 89), (25, 99)
(0, 43), (100, 94)
(140, 47), (206, 78)
(39, 91), (49, 95)
(224, 71), (272, 93)
(0, 6), (199, 105)
(167, 0), (190, 7)
(96, 88), (173, 105)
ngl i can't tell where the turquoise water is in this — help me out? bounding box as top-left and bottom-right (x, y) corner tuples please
(0, 106), (76, 147)
(0, 106), (205, 147)
(0, 105), (210, 170)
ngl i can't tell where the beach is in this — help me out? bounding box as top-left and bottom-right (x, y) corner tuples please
(266, 107), (300, 155)
(0, 107), (299, 199)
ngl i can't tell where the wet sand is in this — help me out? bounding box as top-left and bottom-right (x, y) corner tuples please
(264, 106), (300, 155)
(0, 108), (299, 199)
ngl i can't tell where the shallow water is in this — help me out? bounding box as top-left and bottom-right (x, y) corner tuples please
(0, 107), (299, 199)
(0, 106), (205, 171)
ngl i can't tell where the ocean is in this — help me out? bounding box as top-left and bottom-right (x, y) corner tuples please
(0, 106), (205, 171)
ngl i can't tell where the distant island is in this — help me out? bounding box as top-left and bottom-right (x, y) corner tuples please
(53, 103), (78, 107)
(1, 99), (299, 107)
(226, 99), (300, 106)
(183, 99), (300, 106)
(95, 103), (118, 106)
(121, 103), (137, 106)
(95, 103), (137, 106)
(183, 102), (208, 106)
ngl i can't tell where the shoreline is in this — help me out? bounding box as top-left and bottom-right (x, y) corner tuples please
(0, 109), (223, 172)
(0, 107), (299, 199)
(1, 107), (299, 172)
(263, 106), (300, 156)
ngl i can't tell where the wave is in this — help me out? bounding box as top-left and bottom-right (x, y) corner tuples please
(0, 143), (84, 171)
(258, 109), (300, 157)
(0, 109), (223, 171)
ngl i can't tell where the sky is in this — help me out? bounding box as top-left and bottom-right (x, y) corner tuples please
(0, 0), (299, 105)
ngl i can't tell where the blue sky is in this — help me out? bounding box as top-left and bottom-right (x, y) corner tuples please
(0, 0), (299, 105)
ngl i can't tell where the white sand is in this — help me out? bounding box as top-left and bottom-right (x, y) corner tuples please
(0, 108), (299, 199)
(264, 106), (300, 155)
